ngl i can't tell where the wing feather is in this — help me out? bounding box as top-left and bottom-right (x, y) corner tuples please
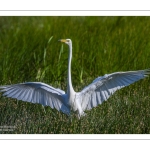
(0, 82), (70, 115)
(79, 69), (150, 111)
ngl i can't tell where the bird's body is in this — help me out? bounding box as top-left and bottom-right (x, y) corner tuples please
(0, 39), (149, 119)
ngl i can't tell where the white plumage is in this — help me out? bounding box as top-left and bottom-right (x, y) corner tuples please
(0, 39), (149, 119)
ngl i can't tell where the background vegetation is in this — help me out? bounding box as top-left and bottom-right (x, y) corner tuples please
(0, 16), (150, 133)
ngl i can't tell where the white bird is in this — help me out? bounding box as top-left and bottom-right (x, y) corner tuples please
(0, 39), (149, 119)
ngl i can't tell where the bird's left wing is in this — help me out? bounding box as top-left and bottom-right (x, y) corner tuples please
(0, 82), (70, 115)
(78, 69), (150, 111)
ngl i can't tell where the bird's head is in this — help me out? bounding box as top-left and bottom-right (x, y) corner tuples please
(58, 39), (72, 45)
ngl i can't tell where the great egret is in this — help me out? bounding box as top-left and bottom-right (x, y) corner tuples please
(0, 39), (149, 119)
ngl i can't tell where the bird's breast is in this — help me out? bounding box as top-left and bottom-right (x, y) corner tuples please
(68, 92), (78, 111)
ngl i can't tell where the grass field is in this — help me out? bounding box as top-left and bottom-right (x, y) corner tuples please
(0, 16), (150, 134)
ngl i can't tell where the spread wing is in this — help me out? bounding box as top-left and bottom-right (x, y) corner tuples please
(79, 69), (150, 111)
(0, 82), (70, 115)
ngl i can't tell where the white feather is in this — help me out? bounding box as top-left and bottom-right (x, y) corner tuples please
(0, 82), (70, 115)
(0, 39), (149, 119)
(79, 70), (149, 111)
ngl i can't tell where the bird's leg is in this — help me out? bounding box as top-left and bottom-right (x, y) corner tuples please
(82, 112), (86, 117)
(77, 114), (81, 119)
(77, 112), (86, 119)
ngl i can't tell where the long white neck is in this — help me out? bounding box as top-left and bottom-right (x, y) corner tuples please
(67, 42), (75, 95)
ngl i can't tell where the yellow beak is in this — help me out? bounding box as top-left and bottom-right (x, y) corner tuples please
(58, 39), (67, 43)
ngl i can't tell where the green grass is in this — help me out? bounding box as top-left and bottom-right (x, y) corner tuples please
(0, 16), (150, 133)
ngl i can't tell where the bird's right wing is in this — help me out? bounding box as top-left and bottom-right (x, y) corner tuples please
(0, 82), (70, 115)
(78, 69), (150, 111)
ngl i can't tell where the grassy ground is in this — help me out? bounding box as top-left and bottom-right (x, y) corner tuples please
(0, 16), (150, 133)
